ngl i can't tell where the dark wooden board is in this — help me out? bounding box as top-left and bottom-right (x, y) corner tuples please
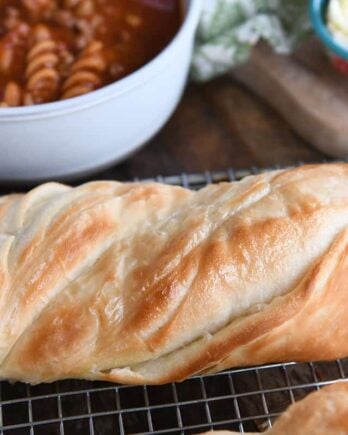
(89, 38), (341, 182)
(95, 73), (324, 182)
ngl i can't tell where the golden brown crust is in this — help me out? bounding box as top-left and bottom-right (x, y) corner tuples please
(200, 382), (348, 434)
(0, 164), (347, 384)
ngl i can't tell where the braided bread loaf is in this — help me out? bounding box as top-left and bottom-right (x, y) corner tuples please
(201, 382), (348, 434)
(0, 164), (347, 384)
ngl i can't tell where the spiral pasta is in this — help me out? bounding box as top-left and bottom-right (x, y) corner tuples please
(64, 0), (95, 17)
(21, 0), (58, 19)
(24, 26), (60, 104)
(0, 82), (23, 107)
(0, 0), (181, 106)
(0, 43), (15, 75)
(0, 23), (30, 74)
(61, 40), (106, 99)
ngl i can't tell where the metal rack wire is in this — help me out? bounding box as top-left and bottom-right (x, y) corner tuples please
(1, 360), (347, 434)
(0, 163), (347, 435)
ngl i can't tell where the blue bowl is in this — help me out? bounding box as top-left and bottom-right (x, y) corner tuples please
(310, 0), (348, 61)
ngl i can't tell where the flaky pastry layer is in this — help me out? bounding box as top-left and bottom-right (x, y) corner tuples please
(0, 164), (347, 384)
(201, 381), (348, 434)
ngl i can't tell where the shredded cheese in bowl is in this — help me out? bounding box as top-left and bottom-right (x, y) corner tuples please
(327, 0), (348, 48)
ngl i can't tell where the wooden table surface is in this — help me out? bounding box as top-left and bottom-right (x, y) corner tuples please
(2, 40), (333, 191)
(94, 72), (326, 182)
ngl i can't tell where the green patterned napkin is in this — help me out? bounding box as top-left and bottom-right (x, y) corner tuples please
(192, 0), (311, 81)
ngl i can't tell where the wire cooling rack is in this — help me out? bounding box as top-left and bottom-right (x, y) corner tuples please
(0, 163), (347, 435)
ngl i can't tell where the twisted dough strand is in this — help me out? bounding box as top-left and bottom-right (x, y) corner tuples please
(201, 382), (348, 435)
(0, 164), (347, 385)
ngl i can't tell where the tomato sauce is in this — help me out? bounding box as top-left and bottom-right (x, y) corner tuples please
(0, 0), (182, 105)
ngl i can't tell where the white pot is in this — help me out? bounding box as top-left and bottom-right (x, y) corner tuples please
(0, 0), (201, 182)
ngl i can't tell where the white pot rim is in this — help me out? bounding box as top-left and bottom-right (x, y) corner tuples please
(0, 0), (201, 120)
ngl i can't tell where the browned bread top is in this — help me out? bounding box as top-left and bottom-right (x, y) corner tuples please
(0, 164), (347, 384)
(201, 381), (348, 434)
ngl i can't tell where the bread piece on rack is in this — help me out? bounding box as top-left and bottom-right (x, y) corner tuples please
(0, 164), (347, 384)
(200, 381), (348, 434)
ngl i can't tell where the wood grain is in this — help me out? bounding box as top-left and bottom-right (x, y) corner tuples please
(91, 40), (329, 182)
